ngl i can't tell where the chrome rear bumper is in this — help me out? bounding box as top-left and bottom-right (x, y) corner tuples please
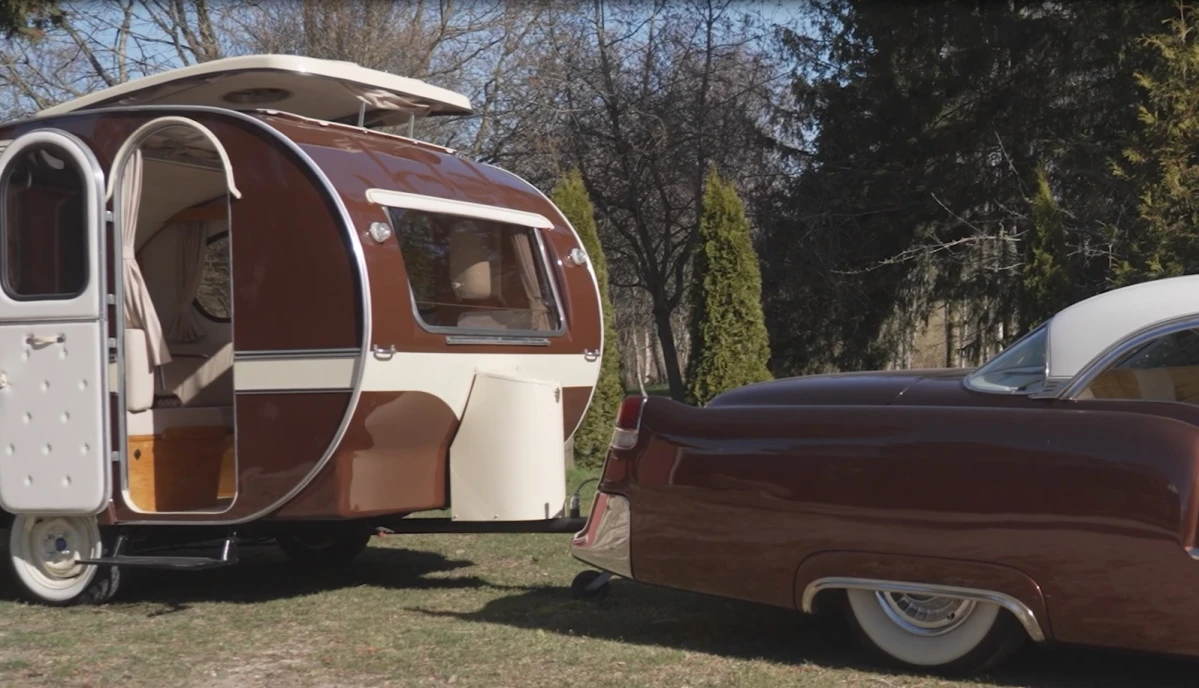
(570, 492), (631, 578)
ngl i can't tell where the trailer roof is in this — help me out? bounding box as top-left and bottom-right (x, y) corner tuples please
(36, 54), (472, 125)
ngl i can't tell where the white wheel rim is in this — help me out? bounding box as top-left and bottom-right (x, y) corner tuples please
(9, 515), (101, 602)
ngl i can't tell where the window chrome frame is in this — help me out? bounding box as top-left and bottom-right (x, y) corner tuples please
(961, 320), (1051, 396)
(1055, 312), (1199, 401)
(383, 205), (568, 341)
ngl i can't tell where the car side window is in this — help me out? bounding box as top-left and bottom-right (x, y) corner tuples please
(1081, 328), (1199, 403)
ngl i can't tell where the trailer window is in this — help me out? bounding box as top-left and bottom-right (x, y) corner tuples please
(1, 145), (87, 299)
(194, 231), (231, 322)
(387, 208), (562, 335)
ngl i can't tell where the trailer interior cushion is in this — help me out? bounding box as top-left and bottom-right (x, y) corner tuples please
(125, 328), (155, 413)
(157, 342), (234, 407)
(448, 226), (494, 301)
(126, 405), (233, 437)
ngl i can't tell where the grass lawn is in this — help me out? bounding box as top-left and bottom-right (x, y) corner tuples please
(2, 469), (1197, 687)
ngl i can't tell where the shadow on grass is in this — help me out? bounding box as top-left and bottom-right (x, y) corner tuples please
(412, 578), (1199, 688)
(0, 541), (500, 611)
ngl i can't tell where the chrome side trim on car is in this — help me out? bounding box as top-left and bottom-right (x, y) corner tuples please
(570, 492), (631, 578)
(801, 577), (1047, 643)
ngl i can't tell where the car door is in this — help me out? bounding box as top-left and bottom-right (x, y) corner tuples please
(0, 128), (111, 515)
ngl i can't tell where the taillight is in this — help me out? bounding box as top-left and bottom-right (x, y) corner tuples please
(610, 395), (646, 450)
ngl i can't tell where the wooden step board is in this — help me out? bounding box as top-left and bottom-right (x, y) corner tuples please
(128, 425), (232, 512)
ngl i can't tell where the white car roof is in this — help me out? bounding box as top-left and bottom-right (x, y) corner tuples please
(1048, 274), (1199, 379)
(36, 54), (472, 124)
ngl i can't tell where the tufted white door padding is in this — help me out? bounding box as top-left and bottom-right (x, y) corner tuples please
(0, 323), (108, 513)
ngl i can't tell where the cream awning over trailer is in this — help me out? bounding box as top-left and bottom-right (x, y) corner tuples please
(35, 54), (473, 126)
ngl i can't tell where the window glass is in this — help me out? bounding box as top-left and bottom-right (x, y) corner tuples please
(194, 232), (230, 321)
(387, 207), (561, 334)
(1, 145), (87, 298)
(965, 324), (1048, 394)
(1082, 327), (1199, 403)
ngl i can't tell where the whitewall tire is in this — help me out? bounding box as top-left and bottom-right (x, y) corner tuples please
(6, 514), (120, 605)
(844, 588), (1025, 674)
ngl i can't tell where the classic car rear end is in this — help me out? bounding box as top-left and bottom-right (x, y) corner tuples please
(572, 361), (1199, 675)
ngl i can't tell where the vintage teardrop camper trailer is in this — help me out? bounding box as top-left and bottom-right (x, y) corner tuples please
(0, 55), (604, 604)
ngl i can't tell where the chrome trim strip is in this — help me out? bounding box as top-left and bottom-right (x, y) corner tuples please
(235, 387), (353, 395)
(570, 494), (632, 579)
(1058, 312), (1199, 400)
(74, 104), (370, 526)
(478, 162), (605, 442)
(801, 577), (1047, 643)
(234, 348), (360, 360)
(445, 335), (550, 347)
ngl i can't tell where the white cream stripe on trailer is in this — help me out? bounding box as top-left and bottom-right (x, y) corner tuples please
(234, 352), (600, 418)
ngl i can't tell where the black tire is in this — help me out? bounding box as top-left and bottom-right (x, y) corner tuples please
(571, 569), (610, 601)
(276, 527), (373, 567)
(843, 588), (1027, 676)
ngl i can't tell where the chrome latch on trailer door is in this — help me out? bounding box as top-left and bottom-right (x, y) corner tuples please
(0, 371), (7, 390)
(371, 344), (397, 360)
(583, 349), (599, 362)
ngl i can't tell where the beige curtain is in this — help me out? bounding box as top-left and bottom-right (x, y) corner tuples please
(121, 149), (171, 365)
(510, 234), (550, 330)
(166, 220), (210, 343)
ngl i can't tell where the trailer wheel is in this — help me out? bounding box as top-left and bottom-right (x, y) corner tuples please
(5, 514), (121, 606)
(571, 569), (610, 601)
(276, 527), (372, 567)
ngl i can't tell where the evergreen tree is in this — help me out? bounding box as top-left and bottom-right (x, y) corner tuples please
(1018, 165), (1075, 330)
(0, 1), (64, 38)
(551, 168), (624, 467)
(686, 168), (773, 406)
(1113, 3), (1199, 284)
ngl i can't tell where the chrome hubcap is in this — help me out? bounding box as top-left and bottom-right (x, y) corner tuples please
(875, 591), (977, 636)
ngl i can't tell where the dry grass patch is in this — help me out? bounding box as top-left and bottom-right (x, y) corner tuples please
(3, 507), (1198, 686)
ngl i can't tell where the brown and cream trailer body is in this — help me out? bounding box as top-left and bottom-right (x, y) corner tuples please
(0, 55), (603, 604)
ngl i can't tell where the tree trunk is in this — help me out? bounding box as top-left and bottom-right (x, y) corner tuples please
(944, 301), (955, 368)
(652, 297), (685, 400)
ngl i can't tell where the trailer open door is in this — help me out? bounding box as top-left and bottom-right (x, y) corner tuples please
(0, 129), (111, 517)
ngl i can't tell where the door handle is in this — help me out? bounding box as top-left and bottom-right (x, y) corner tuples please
(0, 371), (7, 389)
(26, 334), (64, 347)
(371, 344), (397, 360)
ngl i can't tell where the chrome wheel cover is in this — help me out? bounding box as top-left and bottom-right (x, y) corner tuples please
(874, 590), (977, 636)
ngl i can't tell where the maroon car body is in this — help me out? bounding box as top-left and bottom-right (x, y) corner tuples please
(572, 280), (1199, 674)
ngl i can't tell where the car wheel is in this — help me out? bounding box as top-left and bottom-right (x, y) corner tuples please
(276, 528), (373, 567)
(6, 514), (121, 606)
(843, 587), (1026, 675)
